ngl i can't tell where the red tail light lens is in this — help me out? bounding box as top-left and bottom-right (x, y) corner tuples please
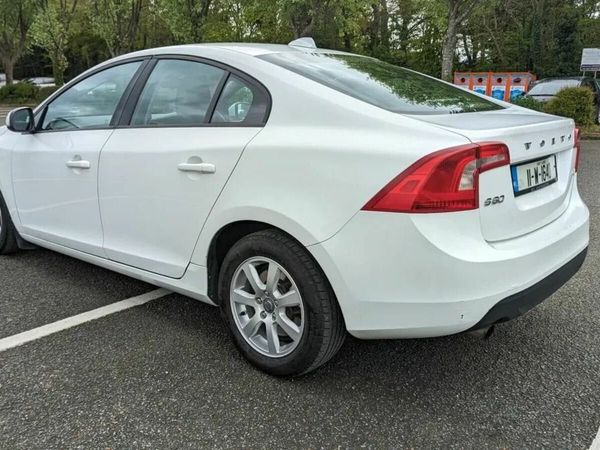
(574, 128), (581, 172)
(362, 142), (510, 213)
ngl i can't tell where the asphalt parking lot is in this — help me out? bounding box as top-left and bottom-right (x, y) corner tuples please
(0, 143), (599, 449)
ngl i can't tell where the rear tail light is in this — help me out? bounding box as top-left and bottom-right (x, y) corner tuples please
(362, 142), (510, 213)
(574, 128), (581, 172)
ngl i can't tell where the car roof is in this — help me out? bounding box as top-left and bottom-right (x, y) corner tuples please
(113, 42), (355, 62)
(192, 42), (354, 56)
(196, 43), (305, 55)
(535, 77), (584, 83)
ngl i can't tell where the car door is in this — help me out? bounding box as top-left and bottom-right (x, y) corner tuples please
(11, 60), (145, 256)
(98, 57), (270, 278)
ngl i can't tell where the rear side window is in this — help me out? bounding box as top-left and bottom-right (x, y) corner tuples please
(260, 52), (503, 115)
(132, 59), (225, 126)
(211, 75), (269, 124)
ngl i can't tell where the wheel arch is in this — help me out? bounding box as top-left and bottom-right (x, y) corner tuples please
(206, 220), (271, 303)
(204, 220), (341, 317)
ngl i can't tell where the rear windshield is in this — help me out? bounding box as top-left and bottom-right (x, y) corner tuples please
(528, 79), (580, 96)
(259, 52), (503, 115)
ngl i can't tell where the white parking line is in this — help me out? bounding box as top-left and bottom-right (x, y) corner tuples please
(591, 426), (600, 450)
(0, 288), (170, 353)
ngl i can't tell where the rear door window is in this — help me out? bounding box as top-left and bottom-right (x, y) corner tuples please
(131, 59), (225, 126)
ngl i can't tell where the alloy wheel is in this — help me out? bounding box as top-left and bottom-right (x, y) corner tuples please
(230, 257), (305, 358)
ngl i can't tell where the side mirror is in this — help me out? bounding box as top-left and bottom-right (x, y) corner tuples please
(6, 107), (35, 133)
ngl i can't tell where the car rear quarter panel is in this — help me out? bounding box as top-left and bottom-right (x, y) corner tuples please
(190, 58), (471, 265)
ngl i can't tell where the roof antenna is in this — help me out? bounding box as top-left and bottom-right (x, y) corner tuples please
(288, 37), (317, 49)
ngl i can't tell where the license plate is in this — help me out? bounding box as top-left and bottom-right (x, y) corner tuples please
(511, 155), (558, 196)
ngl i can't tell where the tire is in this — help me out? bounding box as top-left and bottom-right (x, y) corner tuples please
(219, 229), (346, 376)
(0, 191), (20, 255)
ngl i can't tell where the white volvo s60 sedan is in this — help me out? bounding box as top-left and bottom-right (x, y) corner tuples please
(0, 39), (589, 375)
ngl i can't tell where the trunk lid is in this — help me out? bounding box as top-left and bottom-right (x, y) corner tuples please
(410, 109), (576, 242)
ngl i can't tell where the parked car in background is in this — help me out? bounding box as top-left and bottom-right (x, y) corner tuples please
(26, 77), (56, 88)
(526, 77), (600, 122)
(0, 40), (590, 376)
(526, 77), (598, 102)
(1, 75), (55, 88)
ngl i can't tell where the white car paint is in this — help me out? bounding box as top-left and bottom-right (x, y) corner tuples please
(99, 126), (262, 278)
(11, 129), (112, 256)
(413, 110), (577, 241)
(0, 43), (589, 339)
(310, 183), (588, 338)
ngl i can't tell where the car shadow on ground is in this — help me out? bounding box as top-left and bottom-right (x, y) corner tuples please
(132, 281), (598, 447)
(1, 240), (597, 449)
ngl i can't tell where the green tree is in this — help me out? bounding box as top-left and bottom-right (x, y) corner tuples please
(457, 0), (596, 78)
(0, 0), (37, 85)
(92, 0), (144, 57)
(283, 0), (316, 39)
(280, 0), (371, 50)
(137, 0), (174, 49)
(9, 0), (600, 84)
(30, 0), (79, 86)
(156, 0), (213, 43)
(202, 0), (290, 42)
(440, 0), (479, 81)
(385, 0), (425, 65)
(368, 0), (390, 59)
(386, 0), (445, 75)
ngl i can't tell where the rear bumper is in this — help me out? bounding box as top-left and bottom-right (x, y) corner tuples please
(468, 248), (587, 331)
(308, 179), (589, 339)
